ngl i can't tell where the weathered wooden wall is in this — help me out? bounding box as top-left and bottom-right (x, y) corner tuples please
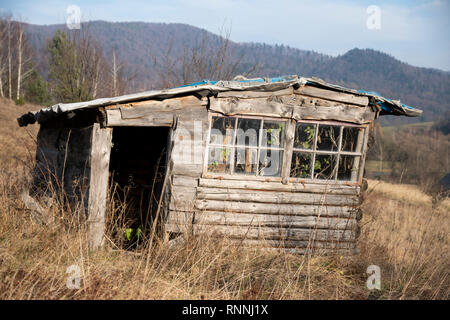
(32, 124), (93, 213)
(87, 123), (112, 248)
(161, 88), (369, 254)
(30, 86), (371, 253)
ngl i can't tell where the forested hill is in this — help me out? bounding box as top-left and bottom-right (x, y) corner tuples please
(24, 20), (450, 125)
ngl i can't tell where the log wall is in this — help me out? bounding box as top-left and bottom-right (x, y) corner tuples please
(32, 124), (94, 214)
(30, 87), (370, 253)
(163, 89), (368, 254)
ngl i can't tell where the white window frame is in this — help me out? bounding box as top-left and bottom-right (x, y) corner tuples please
(203, 113), (287, 180)
(202, 113), (369, 184)
(288, 120), (369, 183)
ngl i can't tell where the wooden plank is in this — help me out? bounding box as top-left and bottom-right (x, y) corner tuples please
(210, 96), (375, 124)
(198, 178), (359, 195)
(295, 86), (369, 106)
(217, 87), (293, 99)
(167, 210), (357, 230)
(87, 123), (112, 249)
(281, 119), (295, 184)
(292, 104), (375, 125)
(195, 200), (357, 218)
(169, 185), (197, 211)
(350, 128), (365, 181)
(170, 161), (203, 177)
(106, 109), (173, 127)
(118, 96), (207, 119)
(196, 188), (359, 206)
(165, 224), (356, 241)
(232, 238), (356, 250)
(172, 175), (199, 187)
(210, 96), (293, 118)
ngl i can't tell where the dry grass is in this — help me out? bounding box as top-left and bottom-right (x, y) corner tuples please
(0, 98), (448, 300)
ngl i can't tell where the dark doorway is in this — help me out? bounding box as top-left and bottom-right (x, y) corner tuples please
(109, 126), (170, 247)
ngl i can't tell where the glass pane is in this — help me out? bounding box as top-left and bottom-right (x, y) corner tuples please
(235, 148), (257, 175)
(293, 123), (316, 150)
(210, 116), (235, 145)
(338, 155), (359, 181)
(290, 152), (312, 178)
(258, 149), (283, 176)
(207, 147), (232, 173)
(235, 118), (260, 147)
(313, 154), (337, 180)
(317, 125), (340, 151)
(262, 121), (285, 148)
(342, 127), (362, 152)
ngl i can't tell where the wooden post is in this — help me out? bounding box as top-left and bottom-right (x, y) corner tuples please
(87, 123), (112, 249)
(281, 119), (295, 184)
(245, 148), (252, 173)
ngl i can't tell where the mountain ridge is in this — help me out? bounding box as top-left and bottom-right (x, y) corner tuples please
(22, 20), (450, 125)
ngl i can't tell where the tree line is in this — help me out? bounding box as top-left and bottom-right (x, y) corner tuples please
(0, 15), (132, 106)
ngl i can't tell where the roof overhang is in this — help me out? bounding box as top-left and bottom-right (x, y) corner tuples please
(17, 75), (422, 127)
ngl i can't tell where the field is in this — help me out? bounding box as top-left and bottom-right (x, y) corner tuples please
(0, 98), (448, 300)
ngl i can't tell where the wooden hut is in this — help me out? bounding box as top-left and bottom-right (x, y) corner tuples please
(17, 75), (422, 254)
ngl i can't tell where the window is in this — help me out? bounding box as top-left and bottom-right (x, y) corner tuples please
(290, 122), (365, 181)
(206, 115), (286, 177)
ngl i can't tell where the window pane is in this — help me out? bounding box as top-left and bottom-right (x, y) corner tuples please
(210, 116), (235, 145)
(317, 125), (340, 151)
(235, 148), (257, 175)
(207, 147), (232, 173)
(236, 118), (260, 147)
(313, 154), (337, 180)
(338, 155), (359, 181)
(290, 152), (312, 178)
(293, 123), (316, 150)
(258, 149), (283, 176)
(262, 121), (285, 148)
(342, 127), (362, 152)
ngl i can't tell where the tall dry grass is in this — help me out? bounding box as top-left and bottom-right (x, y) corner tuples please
(0, 98), (448, 300)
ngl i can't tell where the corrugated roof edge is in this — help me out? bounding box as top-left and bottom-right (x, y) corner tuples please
(17, 75), (422, 127)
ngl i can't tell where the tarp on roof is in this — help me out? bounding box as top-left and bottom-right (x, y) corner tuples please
(17, 75), (422, 127)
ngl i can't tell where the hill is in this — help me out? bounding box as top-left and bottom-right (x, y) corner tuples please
(23, 21), (450, 126)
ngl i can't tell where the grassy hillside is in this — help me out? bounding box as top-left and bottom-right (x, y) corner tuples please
(0, 98), (448, 299)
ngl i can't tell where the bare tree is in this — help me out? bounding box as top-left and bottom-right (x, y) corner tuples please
(153, 26), (259, 89)
(107, 49), (133, 96)
(0, 17), (6, 97)
(15, 18), (33, 100)
(7, 16), (12, 99)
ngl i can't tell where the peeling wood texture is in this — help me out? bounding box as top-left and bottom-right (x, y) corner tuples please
(165, 224), (356, 242)
(167, 211), (357, 230)
(210, 96), (375, 124)
(217, 87), (293, 99)
(294, 86), (369, 106)
(31, 125), (93, 212)
(87, 124), (112, 249)
(198, 178), (359, 195)
(196, 188), (358, 206)
(194, 200), (358, 218)
(105, 96), (207, 127)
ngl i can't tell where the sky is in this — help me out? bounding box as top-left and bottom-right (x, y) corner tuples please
(1, 0), (449, 71)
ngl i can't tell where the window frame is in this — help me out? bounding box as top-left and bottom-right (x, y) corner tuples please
(203, 113), (287, 179)
(288, 119), (368, 183)
(202, 113), (369, 185)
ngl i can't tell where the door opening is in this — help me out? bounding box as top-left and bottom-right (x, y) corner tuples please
(108, 126), (170, 247)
